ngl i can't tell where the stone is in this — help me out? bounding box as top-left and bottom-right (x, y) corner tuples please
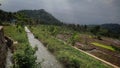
(0, 26), (7, 68)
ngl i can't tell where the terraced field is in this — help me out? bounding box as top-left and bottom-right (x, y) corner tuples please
(29, 25), (112, 68)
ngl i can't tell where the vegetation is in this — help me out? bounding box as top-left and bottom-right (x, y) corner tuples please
(0, 10), (15, 22)
(0, 9), (120, 39)
(4, 25), (37, 68)
(101, 24), (120, 39)
(91, 42), (115, 51)
(29, 25), (111, 68)
(69, 33), (80, 46)
(1, 9), (120, 68)
(17, 9), (62, 25)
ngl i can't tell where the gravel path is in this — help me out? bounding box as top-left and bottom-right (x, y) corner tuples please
(25, 26), (64, 68)
(5, 48), (13, 68)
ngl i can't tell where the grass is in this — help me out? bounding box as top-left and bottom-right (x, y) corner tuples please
(4, 25), (37, 68)
(91, 42), (115, 51)
(4, 25), (28, 45)
(29, 25), (111, 68)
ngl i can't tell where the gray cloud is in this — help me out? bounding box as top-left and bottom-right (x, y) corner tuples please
(0, 0), (120, 24)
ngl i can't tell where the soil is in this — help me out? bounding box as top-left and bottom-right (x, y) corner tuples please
(57, 33), (120, 67)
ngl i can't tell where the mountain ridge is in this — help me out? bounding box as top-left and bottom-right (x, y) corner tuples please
(17, 9), (62, 25)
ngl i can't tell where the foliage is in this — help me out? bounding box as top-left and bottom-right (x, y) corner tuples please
(17, 9), (62, 25)
(4, 26), (37, 68)
(1, 9), (120, 39)
(101, 24), (120, 38)
(13, 44), (36, 68)
(110, 44), (120, 52)
(0, 10), (15, 22)
(69, 33), (80, 46)
(29, 25), (111, 68)
(91, 42), (115, 51)
(90, 25), (100, 36)
(49, 26), (58, 36)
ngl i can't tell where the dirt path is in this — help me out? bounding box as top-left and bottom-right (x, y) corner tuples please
(25, 26), (64, 68)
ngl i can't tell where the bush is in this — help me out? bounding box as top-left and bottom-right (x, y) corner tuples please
(13, 44), (37, 68)
(69, 33), (80, 46)
(58, 51), (80, 68)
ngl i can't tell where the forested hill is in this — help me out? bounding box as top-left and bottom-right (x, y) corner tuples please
(17, 9), (62, 25)
(0, 9), (62, 25)
(101, 24), (120, 38)
(101, 24), (120, 33)
(0, 10), (15, 22)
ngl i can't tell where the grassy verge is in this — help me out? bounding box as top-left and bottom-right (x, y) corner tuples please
(4, 25), (37, 68)
(29, 25), (111, 68)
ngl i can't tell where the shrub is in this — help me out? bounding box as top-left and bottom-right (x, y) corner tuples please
(13, 44), (37, 68)
(57, 51), (80, 68)
(69, 33), (80, 46)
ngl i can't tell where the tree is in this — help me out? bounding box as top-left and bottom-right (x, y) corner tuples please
(90, 26), (100, 35)
(90, 25), (103, 40)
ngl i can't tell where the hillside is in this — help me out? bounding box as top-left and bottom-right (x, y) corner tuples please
(17, 9), (62, 25)
(0, 9), (62, 25)
(101, 24), (120, 38)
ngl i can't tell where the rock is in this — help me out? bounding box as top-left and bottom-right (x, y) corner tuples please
(0, 26), (8, 68)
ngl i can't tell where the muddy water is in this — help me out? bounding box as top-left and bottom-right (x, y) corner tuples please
(5, 48), (13, 68)
(25, 26), (64, 68)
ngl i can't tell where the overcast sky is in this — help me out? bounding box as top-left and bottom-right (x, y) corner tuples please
(0, 0), (120, 24)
